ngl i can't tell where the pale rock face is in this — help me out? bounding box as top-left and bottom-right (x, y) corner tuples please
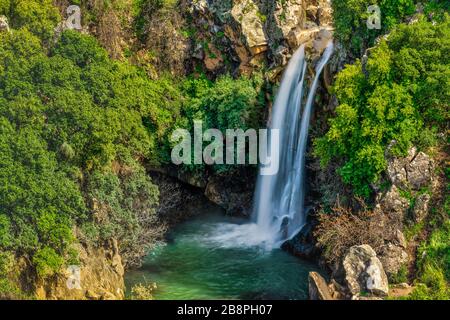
(0, 15), (9, 32)
(413, 193), (431, 223)
(231, 0), (268, 48)
(407, 152), (434, 190)
(343, 245), (389, 297)
(35, 240), (125, 300)
(378, 243), (409, 278)
(387, 146), (434, 190)
(273, 0), (305, 38)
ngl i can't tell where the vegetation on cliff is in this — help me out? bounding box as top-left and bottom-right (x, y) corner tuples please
(315, 16), (449, 197)
(0, 0), (448, 300)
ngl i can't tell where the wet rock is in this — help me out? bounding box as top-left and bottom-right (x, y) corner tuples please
(412, 193), (431, 223)
(177, 170), (208, 189)
(308, 272), (334, 300)
(282, 220), (317, 259)
(343, 245), (389, 297)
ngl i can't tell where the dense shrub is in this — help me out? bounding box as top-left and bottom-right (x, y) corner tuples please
(0, 0), (61, 41)
(332, 0), (415, 56)
(314, 17), (449, 196)
(0, 27), (171, 277)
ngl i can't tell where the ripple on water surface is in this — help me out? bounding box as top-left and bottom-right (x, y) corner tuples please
(125, 206), (320, 300)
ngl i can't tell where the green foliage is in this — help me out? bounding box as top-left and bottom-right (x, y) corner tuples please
(390, 265), (409, 284)
(174, 73), (265, 173)
(0, 0), (61, 42)
(0, 251), (22, 298)
(32, 247), (64, 278)
(0, 25), (171, 274)
(314, 17), (450, 196)
(410, 219), (450, 299)
(332, 0), (415, 56)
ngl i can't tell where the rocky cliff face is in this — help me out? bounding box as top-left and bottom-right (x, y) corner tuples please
(32, 240), (125, 300)
(186, 0), (333, 76)
(175, 0), (336, 214)
(308, 146), (436, 300)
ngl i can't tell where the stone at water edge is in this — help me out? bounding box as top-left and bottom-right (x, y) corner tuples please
(308, 272), (334, 300)
(343, 245), (389, 298)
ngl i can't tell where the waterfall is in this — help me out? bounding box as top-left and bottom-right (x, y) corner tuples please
(252, 41), (334, 248)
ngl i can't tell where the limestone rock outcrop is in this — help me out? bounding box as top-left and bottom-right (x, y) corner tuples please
(35, 240), (125, 300)
(343, 245), (389, 297)
(413, 193), (431, 223)
(378, 243), (409, 278)
(187, 0), (334, 76)
(387, 146), (434, 190)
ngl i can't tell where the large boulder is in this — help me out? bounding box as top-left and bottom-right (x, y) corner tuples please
(308, 272), (334, 300)
(343, 245), (389, 297)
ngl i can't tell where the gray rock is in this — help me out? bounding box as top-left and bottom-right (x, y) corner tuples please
(393, 229), (407, 249)
(412, 193), (431, 223)
(387, 146), (416, 189)
(387, 146), (434, 190)
(406, 152), (433, 190)
(378, 243), (409, 278)
(375, 185), (409, 222)
(343, 245), (389, 297)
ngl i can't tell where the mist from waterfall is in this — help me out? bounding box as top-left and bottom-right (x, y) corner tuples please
(252, 41), (334, 248)
(203, 42), (334, 250)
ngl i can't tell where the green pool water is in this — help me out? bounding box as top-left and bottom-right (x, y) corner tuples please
(125, 205), (319, 300)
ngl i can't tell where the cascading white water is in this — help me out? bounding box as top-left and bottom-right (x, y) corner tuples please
(204, 42), (333, 250)
(252, 41), (334, 248)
